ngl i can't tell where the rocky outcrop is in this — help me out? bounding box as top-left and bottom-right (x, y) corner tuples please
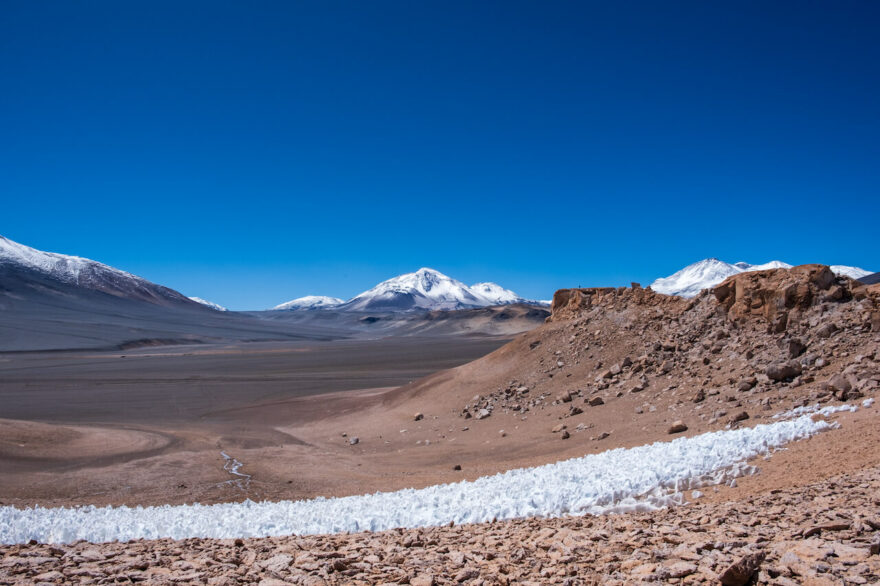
(550, 285), (687, 322)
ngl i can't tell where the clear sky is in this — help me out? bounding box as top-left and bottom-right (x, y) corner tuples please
(2, 1), (878, 310)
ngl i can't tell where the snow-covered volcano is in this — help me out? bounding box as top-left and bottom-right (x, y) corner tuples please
(274, 296), (345, 311)
(651, 258), (873, 297)
(325, 268), (539, 312)
(0, 235), (198, 307)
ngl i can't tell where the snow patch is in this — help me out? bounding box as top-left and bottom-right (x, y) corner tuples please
(773, 402), (858, 420)
(188, 297), (227, 311)
(218, 452), (251, 490)
(0, 415), (836, 544)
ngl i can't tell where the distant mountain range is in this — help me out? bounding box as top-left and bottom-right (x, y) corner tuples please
(273, 268), (548, 312)
(650, 258), (873, 298)
(3, 235), (872, 314)
(0, 236), (547, 314)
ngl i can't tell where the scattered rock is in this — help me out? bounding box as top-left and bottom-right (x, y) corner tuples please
(348, 437), (359, 445)
(720, 551), (765, 586)
(779, 337), (806, 358)
(668, 421), (688, 434)
(766, 360), (802, 382)
(816, 323), (838, 338)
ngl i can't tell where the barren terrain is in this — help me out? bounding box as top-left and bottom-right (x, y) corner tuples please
(2, 265), (879, 584)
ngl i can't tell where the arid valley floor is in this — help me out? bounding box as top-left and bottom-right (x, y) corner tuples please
(2, 265), (879, 585)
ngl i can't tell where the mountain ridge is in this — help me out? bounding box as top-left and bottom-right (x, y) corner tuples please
(651, 258), (873, 297)
(274, 268), (547, 312)
(0, 235), (200, 308)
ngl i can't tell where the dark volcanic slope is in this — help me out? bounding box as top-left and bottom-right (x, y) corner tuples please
(0, 264), (349, 351)
(860, 271), (880, 285)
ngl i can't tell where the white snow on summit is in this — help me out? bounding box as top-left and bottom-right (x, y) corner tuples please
(274, 295), (345, 311)
(829, 265), (872, 280)
(0, 235), (192, 305)
(188, 297), (228, 311)
(0, 413), (836, 544)
(335, 268), (539, 312)
(651, 258), (873, 298)
(340, 268), (487, 312)
(469, 282), (522, 305)
(0, 235), (142, 285)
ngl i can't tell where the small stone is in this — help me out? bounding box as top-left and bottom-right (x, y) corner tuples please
(589, 396), (604, 406)
(827, 374), (852, 395)
(815, 323), (838, 338)
(668, 421), (688, 434)
(476, 408), (491, 420)
(738, 377), (757, 392)
(561, 430), (570, 440)
(454, 568), (479, 583)
(349, 437), (359, 445)
(720, 552), (765, 586)
(414, 412), (424, 421)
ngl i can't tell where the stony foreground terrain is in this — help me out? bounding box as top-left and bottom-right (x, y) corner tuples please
(2, 463), (879, 585)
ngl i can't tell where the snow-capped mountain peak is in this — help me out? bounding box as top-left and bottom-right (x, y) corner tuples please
(829, 265), (872, 280)
(273, 295), (345, 311)
(188, 297), (228, 311)
(733, 260), (792, 272)
(340, 268), (486, 312)
(651, 258), (872, 298)
(470, 282), (522, 305)
(322, 268), (543, 312)
(0, 235), (193, 306)
(1, 235), (133, 284)
(650, 258), (742, 298)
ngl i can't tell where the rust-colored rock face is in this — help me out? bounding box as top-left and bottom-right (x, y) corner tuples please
(711, 265), (862, 332)
(550, 285), (687, 322)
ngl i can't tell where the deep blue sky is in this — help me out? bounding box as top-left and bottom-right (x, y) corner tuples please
(2, 1), (878, 309)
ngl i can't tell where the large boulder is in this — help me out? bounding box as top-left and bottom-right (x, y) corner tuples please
(766, 360), (802, 382)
